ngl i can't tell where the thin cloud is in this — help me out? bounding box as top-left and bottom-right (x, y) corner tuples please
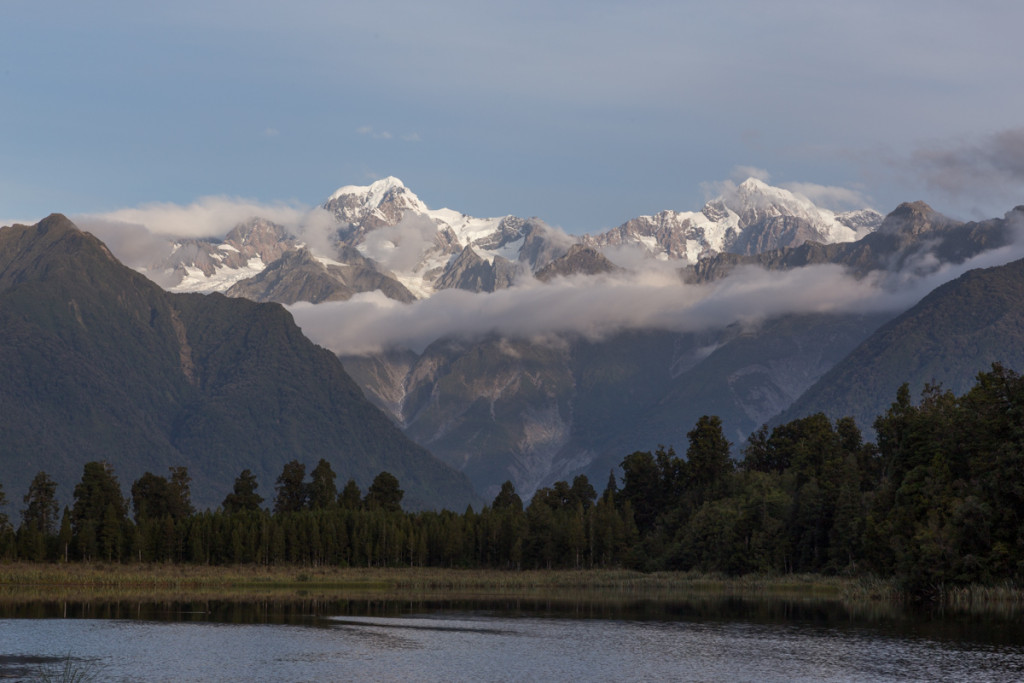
(731, 166), (771, 183)
(86, 197), (311, 239)
(907, 128), (1024, 215)
(357, 126), (393, 140)
(359, 213), (439, 273)
(782, 182), (872, 211)
(75, 198), (339, 268)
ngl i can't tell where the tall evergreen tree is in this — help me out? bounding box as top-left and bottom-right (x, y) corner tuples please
(168, 466), (196, 519)
(21, 471), (59, 535)
(308, 459), (338, 510)
(222, 469), (264, 513)
(365, 472), (403, 513)
(492, 481), (523, 512)
(339, 479), (362, 510)
(688, 413), (737, 493)
(274, 460), (308, 514)
(72, 461), (129, 561)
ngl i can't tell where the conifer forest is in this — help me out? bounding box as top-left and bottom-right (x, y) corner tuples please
(2, 364), (1022, 598)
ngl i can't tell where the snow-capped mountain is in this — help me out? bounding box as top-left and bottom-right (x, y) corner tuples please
(326, 177), (567, 298)
(142, 175), (881, 301)
(584, 178), (881, 264)
(148, 218), (300, 293)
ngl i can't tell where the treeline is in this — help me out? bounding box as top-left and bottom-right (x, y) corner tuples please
(0, 364), (1022, 596)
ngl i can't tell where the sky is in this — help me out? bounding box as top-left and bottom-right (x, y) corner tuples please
(3, 1), (1024, 234)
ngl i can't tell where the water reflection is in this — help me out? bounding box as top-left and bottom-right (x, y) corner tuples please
(4, 595), (1024, 682)
(3, 592), (1024, 644)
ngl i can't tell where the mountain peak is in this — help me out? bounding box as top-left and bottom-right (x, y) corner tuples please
(736, 177), (771, 192)
(323, 176), (429, 228)
(327, 176), (408, 202)
(878, 201), (956, 236)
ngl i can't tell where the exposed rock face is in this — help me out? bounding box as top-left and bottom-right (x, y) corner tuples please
(728, 215), (825, 255)
(226, 247), (414, 304)
(146, 218), (301, 289)
(434, 247), (520, 293)
(535, 244), (619, 281)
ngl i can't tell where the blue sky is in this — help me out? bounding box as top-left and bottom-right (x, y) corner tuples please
(3, 0), (1024, 233)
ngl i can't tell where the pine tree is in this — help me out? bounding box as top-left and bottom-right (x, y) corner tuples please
(308, 459), (338, 510)
(339, 479), (363, 510)
(364, 472), (403, 513)
(223, 469), (264, 513)
(274, 460), (308, 514)
(22, 471), (59, 536)
(72, 462), (129, 561)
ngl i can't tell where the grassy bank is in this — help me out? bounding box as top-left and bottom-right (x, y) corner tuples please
(0, 562), (851, 592)
(0, 562), (885, 603)
(2, 563), (1022, 614)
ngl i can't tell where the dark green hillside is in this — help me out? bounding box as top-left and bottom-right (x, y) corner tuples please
(782, 256), (1024, 432)
(0, 215), (479, 511)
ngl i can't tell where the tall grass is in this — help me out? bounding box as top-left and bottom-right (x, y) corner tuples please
(4, 563), (1024, 613)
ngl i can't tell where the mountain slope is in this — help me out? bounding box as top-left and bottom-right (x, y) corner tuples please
(686, 202), (1015, 283)
(781, 255), (1024, 432)
(0, 215), (479, 510)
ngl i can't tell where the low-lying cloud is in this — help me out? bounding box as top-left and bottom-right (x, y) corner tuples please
(290, 209), (1024, 356)
(359, 213), (439, 273)
(91, 197), (312, 239)
(75, 197), (340, 270)
(285, 263), (928, 357)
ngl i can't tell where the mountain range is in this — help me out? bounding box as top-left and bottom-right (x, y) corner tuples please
(80, 177), (1020, 502)
(7, 178), (1023, 506)
(0, 215), (480, 511)
(139, 176), (881, 301)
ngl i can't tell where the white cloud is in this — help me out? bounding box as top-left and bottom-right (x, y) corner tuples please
(85, 196), (311, 239)
(74, 197), (340, 268)
(731, 166), (771, 183)
(288, 265), (896, 356)
(288, 210), (1024, 357)
(357, 125), (393, 140)
(782, 182), (872, 211)
(359, 213), (439, 273)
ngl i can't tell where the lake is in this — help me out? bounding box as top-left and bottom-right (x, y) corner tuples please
(4, 595), (1024, 681)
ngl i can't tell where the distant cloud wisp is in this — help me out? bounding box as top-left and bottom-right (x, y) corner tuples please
(908, 128), (1024, 215)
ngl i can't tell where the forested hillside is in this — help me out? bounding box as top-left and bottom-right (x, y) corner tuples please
(0, 215), (479, 511)
(2, 364), (1021, 598)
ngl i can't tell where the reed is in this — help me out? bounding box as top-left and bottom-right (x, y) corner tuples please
(5, 563), (1024, 612)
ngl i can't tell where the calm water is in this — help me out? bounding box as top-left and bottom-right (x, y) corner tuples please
(3, 597), (1024, 681)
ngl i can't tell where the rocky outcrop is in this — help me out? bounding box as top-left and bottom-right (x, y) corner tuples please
(535, 244), (620, 281)
(226, 247), (415, 304)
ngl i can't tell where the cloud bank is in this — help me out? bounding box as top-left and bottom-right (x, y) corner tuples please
(285, 253), (995, 357)
(289, 208), (1024, 356)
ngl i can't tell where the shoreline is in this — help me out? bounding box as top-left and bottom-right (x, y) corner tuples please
(3, 563), (1021, 612)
